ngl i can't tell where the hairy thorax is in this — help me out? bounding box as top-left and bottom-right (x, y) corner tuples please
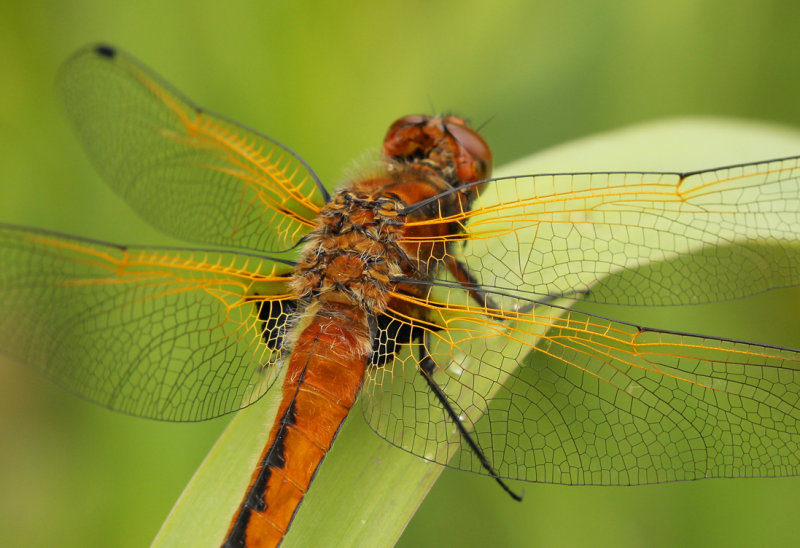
(290, 187), (410, 313)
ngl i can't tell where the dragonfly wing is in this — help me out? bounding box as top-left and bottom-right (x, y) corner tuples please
(0, 224), (294, 421)
(58, 45), (326, 253)
(405, 156), (800, 306)
(362, 285), (800, 484)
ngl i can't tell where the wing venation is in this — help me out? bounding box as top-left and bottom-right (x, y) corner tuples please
(362, 282), (800, 485)
(57, 45), (326, 253)
(402, 157), (800, 306)
(0, 225), (294, 421)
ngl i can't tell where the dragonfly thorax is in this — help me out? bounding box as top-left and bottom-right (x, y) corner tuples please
(291, 190), (408, 312)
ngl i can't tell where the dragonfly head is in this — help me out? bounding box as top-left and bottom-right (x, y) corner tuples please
(382, 115), (493, 196)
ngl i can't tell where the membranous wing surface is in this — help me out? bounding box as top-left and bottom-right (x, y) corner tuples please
(0, 226), (295, 421)
(0, 45), (799, 492)
(58, 45), (327, 254)
(363, 158), (800, 484)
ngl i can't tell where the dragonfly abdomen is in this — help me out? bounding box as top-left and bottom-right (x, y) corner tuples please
(224, 189), (412, 547)
(223, 303), (371, 547)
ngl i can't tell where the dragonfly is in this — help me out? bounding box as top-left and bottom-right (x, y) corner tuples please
(2, 44), (800, 547)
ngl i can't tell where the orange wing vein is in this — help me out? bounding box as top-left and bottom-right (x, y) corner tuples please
(363, 283), (800, 485)
(58, 45), (326, 254)
(361, 157), (800, 484)
(403, 156), (800, 305)
(0, 224), (294, 421)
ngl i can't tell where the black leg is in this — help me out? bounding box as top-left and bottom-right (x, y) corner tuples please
(444, 255), (501, 310)
(418, 332), (523, 501)
(446, 253), (592, 314)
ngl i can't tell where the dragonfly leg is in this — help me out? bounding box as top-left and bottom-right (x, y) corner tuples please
(444, 255), (501, 310)
(419, 332), (523, 501)
(446, 255), (591, 314)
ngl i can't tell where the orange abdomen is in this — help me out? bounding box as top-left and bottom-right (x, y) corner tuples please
(223, 303), (371, 547)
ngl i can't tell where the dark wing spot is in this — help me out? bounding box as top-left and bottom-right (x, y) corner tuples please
(94, 44), (116, 58)
(254, 297), (297, 350)
(371, 313), (422, 365)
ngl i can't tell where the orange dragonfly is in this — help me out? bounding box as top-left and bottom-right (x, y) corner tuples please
(2, 44), (800, 547)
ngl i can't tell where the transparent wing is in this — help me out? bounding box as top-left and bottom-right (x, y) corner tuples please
(0, 224), (294, 421)
(369, 156), (800, 483)
(362, 283), (800, 484)
(403, 155), (800, 305)
(58, 45), (326, 253)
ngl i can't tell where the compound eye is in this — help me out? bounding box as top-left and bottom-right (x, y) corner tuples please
(445, 120), (493, 183)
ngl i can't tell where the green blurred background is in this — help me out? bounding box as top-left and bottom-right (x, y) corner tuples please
(1, 1), (800, 547)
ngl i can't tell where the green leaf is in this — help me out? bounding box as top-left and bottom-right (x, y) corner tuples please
(153, 118), (800, 547)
